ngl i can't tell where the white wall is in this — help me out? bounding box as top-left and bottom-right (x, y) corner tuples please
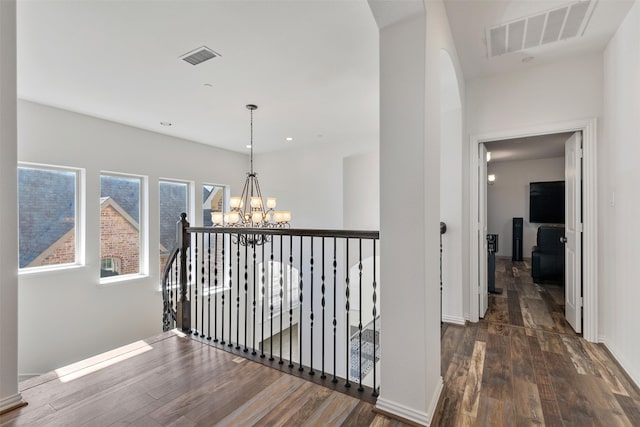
(343, 149), (379, 230)
(600, 0), (640, 387)
(466, 54), (602, 320)
(0, 0), (23, 411)
(255, 142), (354, 230)
(487, 157), (565, 258)
(369, 0), (465, 423)
(467, 54), (603, 136)
(440, 49), (465, 324)
(17, 100), (248, 376)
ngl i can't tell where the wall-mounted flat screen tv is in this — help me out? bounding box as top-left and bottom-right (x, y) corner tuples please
(529, 181), (565, 224)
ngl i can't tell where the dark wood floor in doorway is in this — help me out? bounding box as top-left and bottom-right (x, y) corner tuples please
(434, 257), (640, 426)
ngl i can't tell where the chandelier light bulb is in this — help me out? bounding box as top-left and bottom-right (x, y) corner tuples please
(266, 197), (277, 209)
(230, 197), (242, 209)
(211, 211), (223, 225)
(250, 196), (262, 209)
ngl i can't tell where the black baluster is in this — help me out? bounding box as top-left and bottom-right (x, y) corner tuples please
(229, 234), (235, 348)
(309, 236), (315, 376)
(174, 257), (178, 329)
(214, 233), (219, 342)
(288, 235), (294, 368)
(206, 233), (211, 340)
(298, 236), (304, 372)
(358, 239), (364, 392)
(201, 234), (206, 338)
(332, 237), (337, 383)
(345, 239), (351, 388)
(269, 238), (274, 361)
(188, 243), (193, 335)
(236, 235), (240, 350)
(194, 235), (198, 335)
(244, 242), (248, 352)
(221, 234), (226, 345)
(372, 239), (379, 397)
(252, 242), (257, 355)
(279, 235), (284, 365)
(260, 243), (265, 358)
(321, 237), (326, 379)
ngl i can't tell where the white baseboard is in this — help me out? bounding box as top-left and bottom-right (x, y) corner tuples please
(442, 315), (465, 325)
(375, 376), (443, 426)
(18, 373), (40, 382)
(0, 393), (26, 414)
(427, 376), (444, 424)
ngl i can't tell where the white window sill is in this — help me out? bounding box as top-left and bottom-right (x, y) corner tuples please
(19, 263), (84, 277)
(100, 273), (149, 286)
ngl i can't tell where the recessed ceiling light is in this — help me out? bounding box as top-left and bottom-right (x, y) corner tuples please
(246, 144), (252, 149)
(522, 56), (535, 63)
(160, 122), (172, 126)
(285, 137), (293, 142)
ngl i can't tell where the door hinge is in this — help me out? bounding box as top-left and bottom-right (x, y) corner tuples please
(579, 296), (583, 307)
(579, 223), (584, 233)
(577, 148), (584, 158)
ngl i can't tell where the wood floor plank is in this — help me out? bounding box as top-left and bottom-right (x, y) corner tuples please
(527, 335), (563, 423)
(535, 330), (565, 355)
(460, 341), (486, 418)
(441, 324), (465, 376)
(510, 327), (535, 383)
(458, 324), (479, 358)
(299, 391), (360, 426)
(578, 373), (633, 427)
(615, 394), (640, 426)
(560, 334), (600, 376)
(507, 290), (525, 327)
(480, 334), (512, 401)
(338, 401), (376, 427)
(543, 350), (601, 425)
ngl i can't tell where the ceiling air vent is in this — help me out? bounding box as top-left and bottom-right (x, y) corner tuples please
(486, 0), (596, 58)
(179, 46), (221, 66)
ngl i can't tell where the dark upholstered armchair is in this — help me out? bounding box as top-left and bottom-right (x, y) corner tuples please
(531, 226), (565, 284)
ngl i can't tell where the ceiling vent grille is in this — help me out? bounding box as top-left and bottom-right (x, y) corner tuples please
(179, 46), (221, 66)
(486, 0), (596, 58)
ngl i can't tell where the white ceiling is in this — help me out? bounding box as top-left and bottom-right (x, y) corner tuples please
(17, 0), (379, 154)
(17, 1), (635, 156)
(484, 132), (573, 162)
(443, 0), (634, 79)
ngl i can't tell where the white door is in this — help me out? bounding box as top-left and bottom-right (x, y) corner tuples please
(565, 132), (582, 333)
(479, 144), (489, 317)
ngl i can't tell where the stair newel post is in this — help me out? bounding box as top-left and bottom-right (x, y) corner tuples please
(177, 213), (191, 332)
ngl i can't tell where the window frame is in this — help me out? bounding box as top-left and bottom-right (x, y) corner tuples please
(18, 162), (85, 275)
(99, 171), (148, 284)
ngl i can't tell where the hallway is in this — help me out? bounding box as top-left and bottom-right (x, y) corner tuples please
(435, 258), (640, 426)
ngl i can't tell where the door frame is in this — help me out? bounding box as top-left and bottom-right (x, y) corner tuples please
(468, 118), (598, 342)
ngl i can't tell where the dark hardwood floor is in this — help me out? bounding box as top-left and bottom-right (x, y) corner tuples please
(0, 332), (398, 426)
(4, 257), (639, 426)
(433, 257), (640, 426)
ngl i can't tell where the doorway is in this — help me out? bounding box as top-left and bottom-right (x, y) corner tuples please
(483, 131), (578, 335)
(468, 119), (598, 342)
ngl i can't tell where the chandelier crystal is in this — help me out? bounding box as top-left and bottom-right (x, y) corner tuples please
(211, 104), (291, 240)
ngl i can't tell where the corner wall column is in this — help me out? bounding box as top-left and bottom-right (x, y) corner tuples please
(368, 1), (442, 425)
(0, 0), (25, 413)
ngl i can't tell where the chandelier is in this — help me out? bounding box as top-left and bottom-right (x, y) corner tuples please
(211, 104), (291, 241)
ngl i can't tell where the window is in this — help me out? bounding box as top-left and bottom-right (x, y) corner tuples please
(100, 173), (143, 278)
(18, 164), (81, 270)
(159, 180), (189, 274)
(100, 258), (121, 276)
(202, 184), (225, 226)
